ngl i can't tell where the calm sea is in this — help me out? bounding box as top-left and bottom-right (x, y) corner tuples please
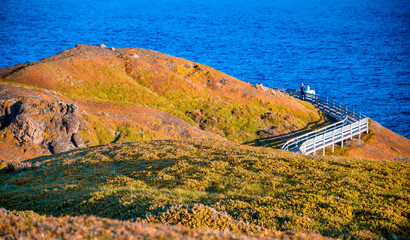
(1, 0), (409, 138)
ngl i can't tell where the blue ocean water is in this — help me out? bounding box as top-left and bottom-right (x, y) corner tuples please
(0, 0), (409, 138)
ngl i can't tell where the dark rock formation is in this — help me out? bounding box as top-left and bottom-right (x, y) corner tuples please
(71, 133), (85, 148)
(0, 98), (88, 154)
(261, 112), (275, 121)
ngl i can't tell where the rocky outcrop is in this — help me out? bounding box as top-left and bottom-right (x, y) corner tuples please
(0, 97), (88, 155)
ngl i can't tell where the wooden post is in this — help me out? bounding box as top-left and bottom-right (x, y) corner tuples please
(332, 130), (335, 153)
(350, 124), (353, 139)
(345, 105), (347, 117)
(358, 119), (361, 139)
(313, 137), (316, 155)
(366, 118), (369, 134)
(322, 134), (325, 156)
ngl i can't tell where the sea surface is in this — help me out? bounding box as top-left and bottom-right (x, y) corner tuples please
(0, 0), (409, 138)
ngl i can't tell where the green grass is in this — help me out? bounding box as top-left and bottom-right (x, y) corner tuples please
(0, 140), (408, 239)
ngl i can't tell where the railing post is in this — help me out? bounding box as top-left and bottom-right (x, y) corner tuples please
(313, 137), (316, 155)
(345, 105), (347, 118)
(331, 130), (334, 153)
(350, 124), (353, 139)
(341, 125), (344, 148)
(322, 134), (325, 156)
(358, 119), (361, 139)
(366, 118), (369, 134)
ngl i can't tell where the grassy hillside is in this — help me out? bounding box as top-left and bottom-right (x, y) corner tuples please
(0, 209), (333, 240)
(1, 140), (408, 239)
(0, 44), (324, 145)
(2, 44), (408, 163)
(0, 83), (222, 162)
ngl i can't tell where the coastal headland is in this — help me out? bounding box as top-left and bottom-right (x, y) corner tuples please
(0, 45), (409, 239)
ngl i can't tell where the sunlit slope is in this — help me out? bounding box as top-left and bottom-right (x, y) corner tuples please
(0, 44), (323, 144)
(1, 140), (408, 239)
(0, 209), (333, 240)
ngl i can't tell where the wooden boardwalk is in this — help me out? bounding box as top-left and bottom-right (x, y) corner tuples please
(277, 89), (369, 156)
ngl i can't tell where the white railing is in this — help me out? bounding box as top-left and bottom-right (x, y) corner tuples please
(277, 89), (369, 155)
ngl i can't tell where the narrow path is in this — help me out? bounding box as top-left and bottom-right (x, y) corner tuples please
(244, 119), (334, 148)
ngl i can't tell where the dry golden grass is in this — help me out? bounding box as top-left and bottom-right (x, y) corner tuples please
(0, 208), (336, 240)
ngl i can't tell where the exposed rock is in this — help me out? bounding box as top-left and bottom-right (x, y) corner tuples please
(257, 127), (277, 138)
(72, 133), (85, 148)
(219, 78), (229, 85)
(261, 112), (275, 121)
(99, 44), (108, 49)
(13, 115), (45, 145)
(255, 83), (267, 91)
(345, 138), (364, 148)
(284, 124), (298, 132)
(0, 97), (88, 155)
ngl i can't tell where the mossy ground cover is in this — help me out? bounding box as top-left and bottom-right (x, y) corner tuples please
(0, 208), (333, 240)
(1, 140), (408, 239)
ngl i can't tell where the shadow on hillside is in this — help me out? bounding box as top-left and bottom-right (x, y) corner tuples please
(244, 118), (335, 149)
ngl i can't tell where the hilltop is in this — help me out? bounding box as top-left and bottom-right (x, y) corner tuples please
(0, 44), (325, 162)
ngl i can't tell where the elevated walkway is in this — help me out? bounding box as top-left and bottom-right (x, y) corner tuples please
(275, 89), (369, 156)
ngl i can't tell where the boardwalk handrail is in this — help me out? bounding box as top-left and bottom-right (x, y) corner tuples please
(281, 116), (347, 151)
(276, 88), (369, 155)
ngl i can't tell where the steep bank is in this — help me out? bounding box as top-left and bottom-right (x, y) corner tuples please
(328, 120), (409, 162)
(0, 83), (221, 162)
